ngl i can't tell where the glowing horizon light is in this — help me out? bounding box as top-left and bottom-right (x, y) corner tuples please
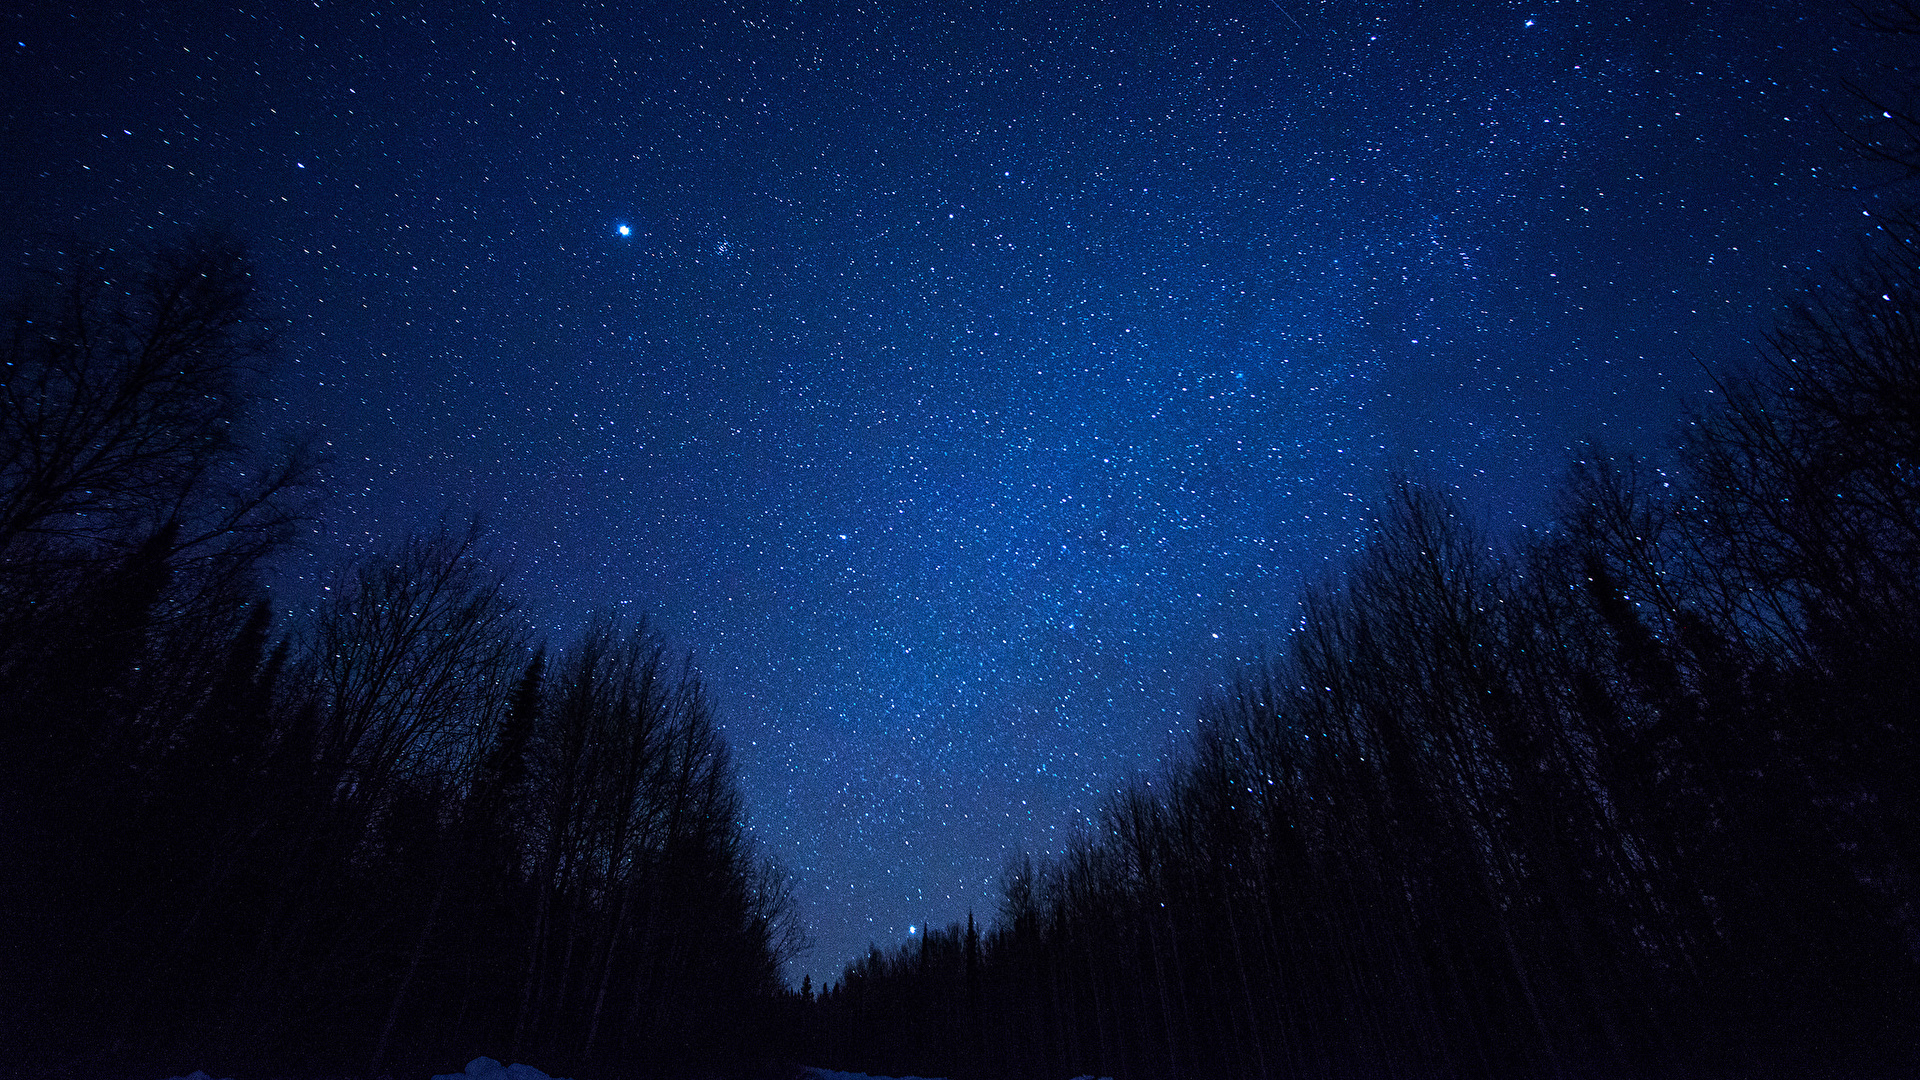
(616, 223), (631, 237)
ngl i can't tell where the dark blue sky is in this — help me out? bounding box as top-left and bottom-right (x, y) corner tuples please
(6, 0), (1902, 989)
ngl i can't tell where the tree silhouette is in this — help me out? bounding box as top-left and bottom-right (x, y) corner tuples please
(0, 241), (797, 1078)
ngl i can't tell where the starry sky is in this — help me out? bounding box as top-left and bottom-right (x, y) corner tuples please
(6, 0), (1905, 990)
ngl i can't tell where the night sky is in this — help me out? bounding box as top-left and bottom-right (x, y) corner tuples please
(6, 0), (1901, 990)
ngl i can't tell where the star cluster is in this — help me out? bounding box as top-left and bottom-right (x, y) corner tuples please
(5, 0), (1896, 988)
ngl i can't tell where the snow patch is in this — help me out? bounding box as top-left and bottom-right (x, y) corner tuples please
(432, 1057), (573, 1080)
(799, 1070), (949, 1080)
(798, 1071), (1108, 1080)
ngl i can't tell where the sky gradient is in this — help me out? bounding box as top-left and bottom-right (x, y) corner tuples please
(5, 0), (1901, 989)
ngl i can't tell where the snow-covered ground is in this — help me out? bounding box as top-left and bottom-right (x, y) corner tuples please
(430, 1058), (574, 1080)
(799, 1070), (948, 1080)
(799, 1072), (1110, 1080)
(162, 1059), (1111, 1080)
(161, 1058), (576, 1080)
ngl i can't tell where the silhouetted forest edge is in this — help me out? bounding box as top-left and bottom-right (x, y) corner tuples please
(8, 216), (1918, 1080)
(0, 236), (806, 1079)
(8, 9), (1920, 1079)
(791, 13), (1920, 1073)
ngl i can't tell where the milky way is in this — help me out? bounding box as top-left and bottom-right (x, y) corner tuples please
(5, 0), (1901, 988)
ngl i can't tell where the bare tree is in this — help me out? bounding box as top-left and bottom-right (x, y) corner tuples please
(0, 234), (316, 572)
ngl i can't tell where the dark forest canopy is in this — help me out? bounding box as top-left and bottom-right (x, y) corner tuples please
(800, 206), (1920, 1080)
(798, 14), (1920, 1075)
(0, 236), (804, 1078)
(5, 157), (1920, 1080)
(7, 8), (1920, 1077)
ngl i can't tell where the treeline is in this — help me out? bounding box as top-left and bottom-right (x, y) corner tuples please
(803, 184), (1920, 1080)
(0, 237), (803, 1078)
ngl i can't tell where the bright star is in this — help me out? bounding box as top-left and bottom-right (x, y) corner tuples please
(616, 223), (631, 237)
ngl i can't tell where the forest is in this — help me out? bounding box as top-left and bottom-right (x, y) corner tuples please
(0, 237), (806, 1078)
(7, 212), (1918, 1080)
(7, 11), (1920, 1080)
(799, 39), (1920, 1080)
(803, 250), (1919, 1077)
